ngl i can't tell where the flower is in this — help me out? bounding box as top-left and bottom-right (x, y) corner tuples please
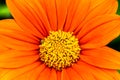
(0, 0), (120, 80)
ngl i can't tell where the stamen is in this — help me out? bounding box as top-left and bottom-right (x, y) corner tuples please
(39, 30), (81, 70)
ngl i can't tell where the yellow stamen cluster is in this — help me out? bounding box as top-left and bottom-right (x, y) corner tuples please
(39, 30), (81, 70)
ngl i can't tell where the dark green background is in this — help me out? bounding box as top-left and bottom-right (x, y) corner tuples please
(0, 0), (120, 51)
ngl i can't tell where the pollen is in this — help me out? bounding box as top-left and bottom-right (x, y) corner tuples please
(39, 30), (81, 70)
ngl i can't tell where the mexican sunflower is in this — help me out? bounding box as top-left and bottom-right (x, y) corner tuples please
(0, 0), (120, 80)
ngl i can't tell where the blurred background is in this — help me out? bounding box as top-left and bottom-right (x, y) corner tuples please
(0, 0), (12, 19)
(0, 0), (120, 51)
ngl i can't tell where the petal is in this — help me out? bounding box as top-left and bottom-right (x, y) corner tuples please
(49, 69), (57, 80)
(44, 0), (90, 31)
(0, 19), (21, 30)
(0, 62), (41, 80)
(74, 0), (118, 33)
(57, 71), (61, 80)
(72, 64), (95, 80)
(0, 50), (39, 68)
(101, 69), (120, 80)
(66, 68), (83, 80)
(55, 0), (71, 30)
(0, 44), (9, 52)
(41, 0), (57, 31)
(6, 0), (92, 33)
(0, 19), (39, 51)
(33, 0), (70, 31)
(90, 0), (118, 13)
(73, 61), (120, 80)
(61, 69), (70, 80)
(80, 46), (120, 69)
(63, 0), (90, 32)
(37, 67), (51, 80)
(103, 69), (120, 80)
(13, 64), (46, 80)
(7, 0), (50, 37)
(0, 35), (39, 51)
(7, 0), (118, 36)
(77, 14), (120, 49)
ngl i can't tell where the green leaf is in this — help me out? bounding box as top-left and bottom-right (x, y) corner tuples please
(0, 5), (12, 19)
(117, 0), (120, 15)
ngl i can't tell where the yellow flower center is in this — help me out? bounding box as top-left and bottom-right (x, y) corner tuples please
(39, 30), (81, 70)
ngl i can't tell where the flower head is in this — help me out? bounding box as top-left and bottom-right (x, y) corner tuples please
(0, 0), (120, 80)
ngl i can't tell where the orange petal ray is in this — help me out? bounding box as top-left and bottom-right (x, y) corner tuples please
(77, 14), (120, 49)
(80, 46), (120, 69)
(0, 62), (41, 80)
(57, 71), (61, 80)
(55, 0), (70, 30)
(49, 69), (57, 80)
(42, 0), (57, 31)
(66, 68), (83, 80)
(7, 0), (51, 37)
(63, 0), (90, 32)
(74, 0), (118, 33)
(75, 61), (120, 80)
(72, 64), (95, 80)
(61, 69), (70, 80)
(38, 68), (51, 80)
(0, 50), (39, 68)
(0, 19), (40, 51)
(13, 64), (46, 80)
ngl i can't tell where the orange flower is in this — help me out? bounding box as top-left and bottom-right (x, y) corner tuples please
(0, 0), (120, 80)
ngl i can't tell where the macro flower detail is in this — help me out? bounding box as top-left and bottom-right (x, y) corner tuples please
(0, 0), (120, 80)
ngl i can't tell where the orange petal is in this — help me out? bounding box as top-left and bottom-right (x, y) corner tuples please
(0, 44), (9, 52)
(6, 0), (51, 37)
(101, 69), (120, 80)
(80, 46), (120, 69)
(0, 50), (39, 68)
(55, 0), (71, 30)
(66, 68), (83, 80)
(12, 64), (46, 80)
(57, 71), (61, 80)
(0, 19), (40, 51)
(74, 0), (118, 33)
(72, 64), (95, 80)
(73, 61), (120, 80)
(38, 67), (51, 80)
(61, 69), (70, 80)
(49, 69), (57, 80)
(0, 35), (39, 50)
(63, 0), (90, 32)
(77, 14), (120, 49)
(42, 0), (90, 31)
(41, 0), (57, 31)
(0, 69), (10, 79)
(0, 62), (41, 80)
(90, 0), (118, 14)
(0, 19), (21, 30)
